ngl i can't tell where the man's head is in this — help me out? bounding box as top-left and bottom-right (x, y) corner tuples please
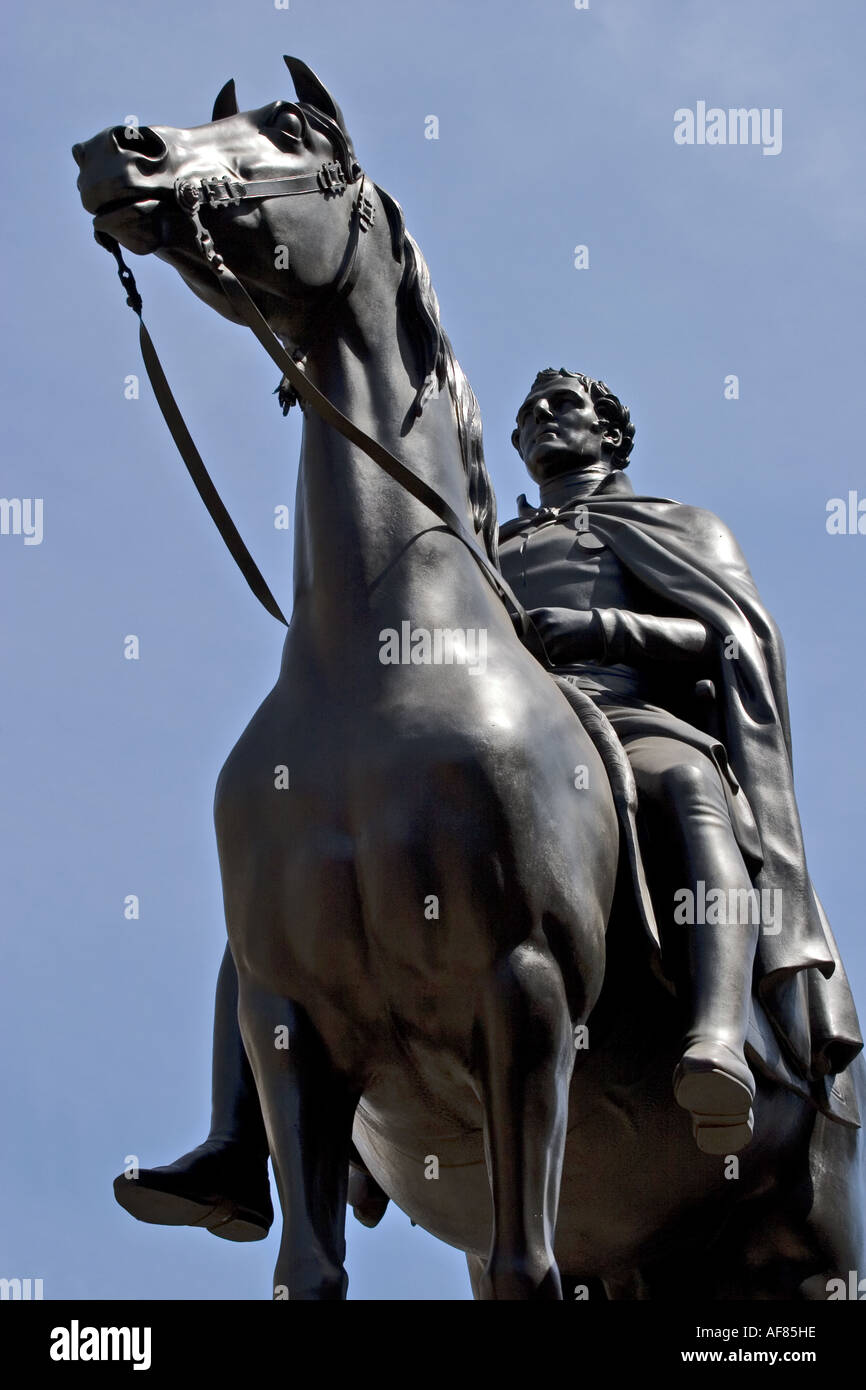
(511, 369), (634, 483)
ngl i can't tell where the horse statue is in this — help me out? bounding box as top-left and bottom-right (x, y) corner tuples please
(73, 57), (865, 1300)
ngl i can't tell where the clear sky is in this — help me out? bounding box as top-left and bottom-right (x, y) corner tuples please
(2, 0), (865, 1300)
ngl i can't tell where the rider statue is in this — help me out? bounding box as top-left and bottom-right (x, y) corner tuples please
(114, 368), (863, 1241)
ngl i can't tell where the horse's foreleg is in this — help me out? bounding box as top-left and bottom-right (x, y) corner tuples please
(473, 942), (575, 1300)
(237, 978), (357, 1300)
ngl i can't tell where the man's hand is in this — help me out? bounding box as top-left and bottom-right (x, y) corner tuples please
(518, 607), (604, 664)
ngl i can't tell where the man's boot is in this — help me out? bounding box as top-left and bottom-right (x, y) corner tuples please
(113, 947), (273, 1241)
(629, 745), (761, 1156)
(673, 913), (759, 1155)
(113, 946), (391, 1237)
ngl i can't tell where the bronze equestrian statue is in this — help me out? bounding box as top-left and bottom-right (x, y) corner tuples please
(73, 57), (865, 1300)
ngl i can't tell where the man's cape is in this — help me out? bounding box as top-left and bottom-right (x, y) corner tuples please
(500, 471), (863, 1117)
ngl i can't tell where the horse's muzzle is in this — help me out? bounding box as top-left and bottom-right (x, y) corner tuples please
(72, 125), (169, 218)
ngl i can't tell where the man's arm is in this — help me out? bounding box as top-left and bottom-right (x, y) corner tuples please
(525, 606), (710, 667)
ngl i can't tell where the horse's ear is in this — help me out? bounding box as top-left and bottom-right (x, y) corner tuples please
(283, 56), (350, 139)
(212, 79), (239, 121)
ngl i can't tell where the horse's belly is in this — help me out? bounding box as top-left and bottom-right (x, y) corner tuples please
(351, 1079), (667, 1265)
(353, 1042), (768, 1274)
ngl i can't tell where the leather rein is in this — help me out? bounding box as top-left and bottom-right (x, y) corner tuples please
(95, 156), (546, 660)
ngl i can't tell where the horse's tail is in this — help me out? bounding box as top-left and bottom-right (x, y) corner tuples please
(551, 674), (659, 952)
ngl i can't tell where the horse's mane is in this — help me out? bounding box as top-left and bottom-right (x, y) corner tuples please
(277, 106), (499, 567)
(376, 186), (498, 567)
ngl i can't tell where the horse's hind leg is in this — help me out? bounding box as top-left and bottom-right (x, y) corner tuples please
(473, 942), (577, 1300)
(237, 977), (357, 1300)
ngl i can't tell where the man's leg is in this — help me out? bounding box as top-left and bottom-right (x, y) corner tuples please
(113, 945), (390, 1238)
(625, 737), (759, 1155)
(113, 945), (273, 1240)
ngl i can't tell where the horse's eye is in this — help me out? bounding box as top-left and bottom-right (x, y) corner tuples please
(266, 105), (303, 142)
(278, 111), (303, 139)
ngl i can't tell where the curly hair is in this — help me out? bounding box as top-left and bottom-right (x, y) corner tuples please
(514, 368), (635, 469)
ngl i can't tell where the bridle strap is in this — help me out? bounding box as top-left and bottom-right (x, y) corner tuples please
(212, 260), (540, 640)
(95, 169), (549, 663)
(279, 176), (375, 376)
(97, 230), (289, 626)
(174, 160), (348, 213)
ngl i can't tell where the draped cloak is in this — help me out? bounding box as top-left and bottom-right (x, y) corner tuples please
(498, 470), (862, 1116)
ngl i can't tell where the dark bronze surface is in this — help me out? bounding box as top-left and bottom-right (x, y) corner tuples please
(75, 59), (865, 1301)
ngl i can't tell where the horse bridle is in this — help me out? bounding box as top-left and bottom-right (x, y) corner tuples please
(173, 158), (373, 373)
(95, 154), (546, 659)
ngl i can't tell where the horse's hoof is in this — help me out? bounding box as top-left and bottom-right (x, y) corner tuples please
(477, 1257), (563, 1301)
(113, 1140), (273, 1242)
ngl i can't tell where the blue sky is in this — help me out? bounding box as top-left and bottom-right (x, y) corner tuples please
(2, 0), (864, 1299)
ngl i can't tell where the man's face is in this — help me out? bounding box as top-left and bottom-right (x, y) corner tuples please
(512, 379), (620, 483)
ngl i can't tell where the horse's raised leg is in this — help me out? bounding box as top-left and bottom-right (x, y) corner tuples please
(473, 941), (577, 1300)
(237, 978), (357, 1300)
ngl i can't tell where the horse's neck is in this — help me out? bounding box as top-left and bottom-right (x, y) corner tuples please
(289, 261), (488, 643)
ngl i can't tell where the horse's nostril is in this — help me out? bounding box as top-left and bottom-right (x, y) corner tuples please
(111, 124), (168, 162)
(72, 143), (85, 168)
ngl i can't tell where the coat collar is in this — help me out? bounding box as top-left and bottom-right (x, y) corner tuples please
(503, 471), (637, 541)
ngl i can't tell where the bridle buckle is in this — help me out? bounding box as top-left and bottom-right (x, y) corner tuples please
(175, 179), (203, 213)
(200, 176), (244, 207)
(317, 161), (347, 196)
(355, 188), (376, 231)
(175, 176), (244, 212)
(174, 178), (223, 268)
